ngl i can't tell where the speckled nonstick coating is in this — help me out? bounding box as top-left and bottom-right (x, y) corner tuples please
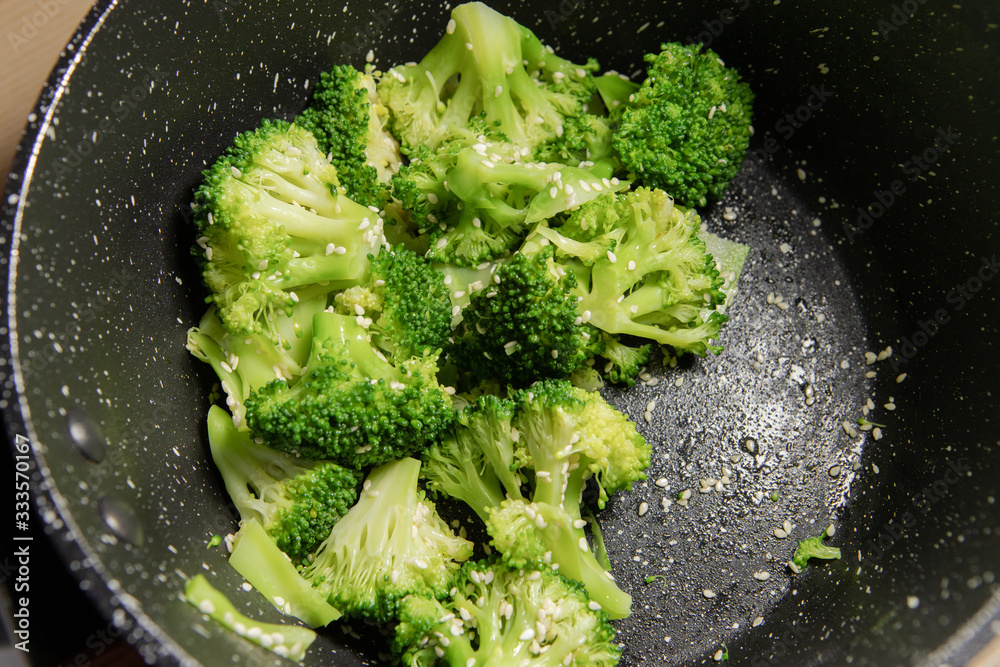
(2, 1), (998, 665)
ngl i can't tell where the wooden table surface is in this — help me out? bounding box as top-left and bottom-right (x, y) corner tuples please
(1, 0), (98, 186)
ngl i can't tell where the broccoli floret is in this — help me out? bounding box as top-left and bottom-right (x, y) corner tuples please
(393, 559), (620, 666)
(790, 532), (842, 573)
(526, 188), (729, 358)
(185, 574), (318, 661)
(421, 380), (649, 619)
(333, 245), (451, 359)
(296, 64), (402, 207)
(301, 457), (473, 622)
(614, 42), (754, 207)
(206, 405), (360, 564)
(186, 291), (328, 427)
(392, 122), (627, 268)
(193, 119), (386, 340)
(245, 310), (453, 467)
(378, 2), (599, 157)
(598, 335), (653, 387)
(450, 249), (603, 385)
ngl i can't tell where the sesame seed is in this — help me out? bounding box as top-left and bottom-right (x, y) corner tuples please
(754, 571), (770, 581)
(703, 589), (716, 599)
(588, 600), (602, 611)
(753, 617), (764, 627)
(773, 528), (788, 539)
(638, 502), (649, 516)
(627, 260), (636, 271)
(655, 478), (668, 487)
(578, 537), (589, 552)
(607, 250), (617, 263)
(446, 18), (456, 33)
(896, 373), (907, 383)
(495, 85), (503, 97)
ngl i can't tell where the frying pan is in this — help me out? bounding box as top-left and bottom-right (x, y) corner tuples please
(2, 0), (999, 665)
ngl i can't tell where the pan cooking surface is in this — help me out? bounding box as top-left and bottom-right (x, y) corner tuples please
(3, 1), (998, 666)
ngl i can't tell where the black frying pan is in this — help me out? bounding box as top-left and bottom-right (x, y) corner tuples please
(2, 1), (999, 665)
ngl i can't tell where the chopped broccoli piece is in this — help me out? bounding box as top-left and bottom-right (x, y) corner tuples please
(597, 335), (653, 387)
(296, 64), (402, 207)
(192, 119), (386, 340)
(245, 310), (454, 467)
(206, 405), (359, 564)
(525, 188), (729, 358)
(333, 245), (452, 360)
(393, 559), (621, 666)
(392, 122), (626, 268)
(302, 458), (473, 622)
(378, 2), (599, 157)
(228, 518), (341, 628)
(421, 380), (650, 619)
(790, 533), (842, 571)
(614, 42), (754, 207)
(450, 249), (603, 385)
(185, 574), (318, 661)
(186, 292), (328, 428)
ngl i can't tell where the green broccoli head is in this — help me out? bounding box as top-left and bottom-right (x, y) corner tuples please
(614, 42), (754, 207)
(206, 405), (360, 564)
(296, 64), (402, 207)
(450, 249), (603, 386)
(302, 458), (473, 622)
(378, 2), (599, 157)
(393, 559), (620, 666)
(193, 119), (386, 341)
(244, 311), (454, 467)
(333, 245), (452, 360)
(528, 188), (729, 358)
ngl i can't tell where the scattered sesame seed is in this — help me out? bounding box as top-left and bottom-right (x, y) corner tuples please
(638, 502), (649, 516)
(896, 373), (907, 383)
(754, 571), (771, 581)
(753, 617), (764, 627)
(829, 465), (841, 477)
(773, 528), (788, 539)
(703, 589), (716, 599)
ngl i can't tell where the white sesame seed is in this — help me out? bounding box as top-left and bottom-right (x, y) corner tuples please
(638, 502), (649, 516)
(754, 571), (770, 581)
(607, 250), (617, 263)
(896, 373), (907, 383)
(446, 18), (456, 33)
(703, 589), (716, 599)
(578, 537), (589, 552)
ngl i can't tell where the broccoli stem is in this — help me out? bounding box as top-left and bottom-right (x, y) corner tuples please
(185, 574), (318, 661)
(228, 519), (341, 628)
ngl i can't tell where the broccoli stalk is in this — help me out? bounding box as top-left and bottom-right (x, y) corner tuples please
(206, 405), (359, 564)
(185, 574), (318, 661)
(614, 42), (754, 207)
(301, 457), (473, 622)
(378, 2), (599, 157)
(228, 519), (341, 628)
(421, 380), (650, 619)
(193, 119), (386, 340)
(393, 560), (621, 666)
(245, 310), (454, 468)
(296, 64), (402, 207)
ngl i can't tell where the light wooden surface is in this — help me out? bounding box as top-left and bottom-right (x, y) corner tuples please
(1, 0), (97, 187)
